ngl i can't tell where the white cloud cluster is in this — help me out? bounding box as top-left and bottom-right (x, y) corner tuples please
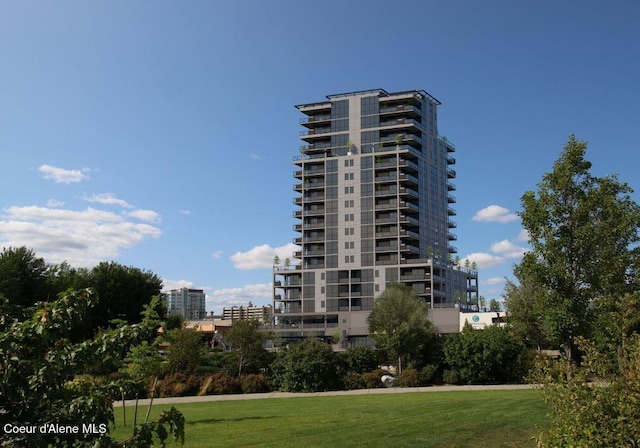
(230, 243), (300, 270)
(472, 205), (519, 223)
(463, 239), (528, 270)
(0, 205), (161, 267)
(81, 193), (133, 208)
(39, 164), (90, 184)
(162, 279), (197, 292)
(208, 283), (273, 311)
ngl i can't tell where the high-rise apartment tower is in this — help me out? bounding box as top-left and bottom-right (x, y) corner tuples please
(273, 89), (478, 347)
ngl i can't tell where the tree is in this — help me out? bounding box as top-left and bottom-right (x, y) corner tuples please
(514, 135), (640, 361)
(0, 246), (48, 317)
(0, 289), (184, 447)
(504, 271), (551, 351)
(163, 328), (207, 373)
(367, 283), (435, 374)
(225, 318), (268, 377)
(270, 339), (342, 392)
(489, 299), (501, 312)
(83, 262), (164, 336)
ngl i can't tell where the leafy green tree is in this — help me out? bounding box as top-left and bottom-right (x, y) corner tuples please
(0, 289), (184, 447)
(0, 246), (48, 317)
(516, 135), (640, 361)
(225, 318), (268, 377)
(504, 271), (551, 351)
(270, 339), (343, 392)
(367, 282), (435, 374)
(83, 262), (164, 336)
(163, 328), (207, 373)
(164, 313), (184, 331)
(489, 299), (501, 312)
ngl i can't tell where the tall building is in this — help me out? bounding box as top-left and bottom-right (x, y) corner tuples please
(163, 288), (206, 320)
(273, 89), (478, 347)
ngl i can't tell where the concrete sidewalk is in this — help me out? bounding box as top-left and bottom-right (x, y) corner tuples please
(114, 384), (536, 407)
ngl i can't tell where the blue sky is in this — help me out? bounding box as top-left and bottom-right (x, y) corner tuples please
(1, 1), (639, 313)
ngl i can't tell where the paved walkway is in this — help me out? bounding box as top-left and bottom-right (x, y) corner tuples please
(114, 384), (536, 407)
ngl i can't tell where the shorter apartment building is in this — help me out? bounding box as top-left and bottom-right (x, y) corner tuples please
(163, 287), (206, 320)
(222, 305), (272, 323)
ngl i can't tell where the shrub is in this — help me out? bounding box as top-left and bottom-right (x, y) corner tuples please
(420, 364), (439, 385)
(343, 371), (367, 390)
(398, 368), (421, 387)
(240, 373), (272, 394)
(203, 372), (242, 395)
(443, 325), (528, 384)
(157, 372), (202, 397)
(271, 339), (343, 392)
(342, 347), (380, 374)
(361, 369), (388, 389)
(442, 369), (461, 385)
(532, 335), (640, 447)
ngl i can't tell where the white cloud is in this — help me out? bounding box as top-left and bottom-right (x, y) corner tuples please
(81, 193), (133, 208)
(482, 277), (505, 286)
(0, 205), (161, 267)
(516, 228), (530, 242)
(490, 239), (527, 259)
(162, 279), (197, 292)
(39, 164), (89, 184)
(472, 205), (519, 223)
(208, 283), (272, 311)
(47, 199), (64, 207)
(127, 209), (161, 223)
(249, 154), (264, 160)
(179, 209), (192, 215)
(463, 253), (504, 269)
(230, 243), (300, 270)
(212, 250), (224, 259)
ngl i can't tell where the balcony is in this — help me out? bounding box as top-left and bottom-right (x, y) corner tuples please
(447, 194), (456, 204)
(446, 155), (456, 165)
(448, 207), (456, 216)
(448, 233), (457, 241)
(299, 114), (331, 126)
(378, 103), (421, 118)
(400, 243), (420, 254)
(447, 168), (456, 179)
(399, 173), (419, 186)
(448, 220), (457, 228)
(299, 128), (331, 137)
(399, 187), (419, 198)
(398, 158), (419, 172)
(447, 182), (456, 191)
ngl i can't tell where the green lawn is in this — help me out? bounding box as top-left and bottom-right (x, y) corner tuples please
(111, 390), (548, 448)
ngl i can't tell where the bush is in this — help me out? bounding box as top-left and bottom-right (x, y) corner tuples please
(271, 339), (343, 392)
(442, 369), (461, 385)
(342, 347), (380, 374)
(240, 373), (272, 394)
(361, 369), (388, 389)
(420, 364), (439, 385)
(398, 368), (421, 387)
(532, 335), (640, 447)
(157, 372), (203, 397)
(202, 372), (242, 395)
(343, 371), (367, 390)
(443, 325), (529, 384)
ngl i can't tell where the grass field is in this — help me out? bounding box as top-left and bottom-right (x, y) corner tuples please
(110, 389), (548, 447)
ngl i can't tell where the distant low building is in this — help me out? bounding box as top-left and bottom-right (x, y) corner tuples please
(163, 288), (206, 320)
(459, 311), (507, 331)
(222, 305), (272, 323)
